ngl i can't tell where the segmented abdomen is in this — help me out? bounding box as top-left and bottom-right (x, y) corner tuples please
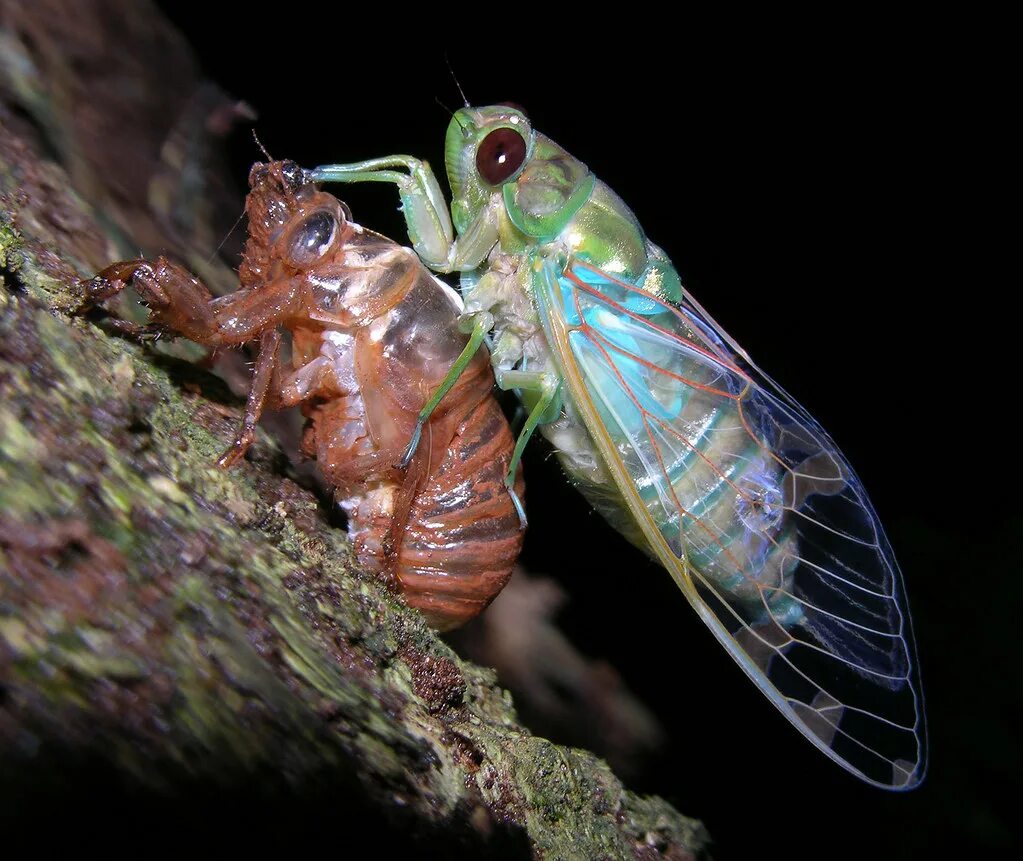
(397, 397), (524, 631)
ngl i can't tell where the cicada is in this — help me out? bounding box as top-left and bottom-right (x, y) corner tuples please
(80, 159), (524, 631)
(310, 104), (926, 789)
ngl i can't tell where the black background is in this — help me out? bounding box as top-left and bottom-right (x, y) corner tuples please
(144, 8), (1017, 857)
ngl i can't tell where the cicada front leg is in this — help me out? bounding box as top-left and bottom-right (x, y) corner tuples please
(81, 258), (218, 342)
(312, 160), (495, 455)
(81, 258), (305, 346)
(79, 259), (302, 469)
(216, 328), (283, 469)
(310, 158), (499, 273)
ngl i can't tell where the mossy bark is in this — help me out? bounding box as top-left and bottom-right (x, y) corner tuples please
(0, 3), (707, 857)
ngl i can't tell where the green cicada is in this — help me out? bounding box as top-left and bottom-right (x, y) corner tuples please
(310, 102), (926, 790)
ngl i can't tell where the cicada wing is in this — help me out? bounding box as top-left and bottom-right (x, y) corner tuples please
(533, 257), (926, 790)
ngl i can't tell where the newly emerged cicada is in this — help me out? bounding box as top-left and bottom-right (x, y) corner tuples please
(311, 104), (927, 789)
(80, 160), (524, 630)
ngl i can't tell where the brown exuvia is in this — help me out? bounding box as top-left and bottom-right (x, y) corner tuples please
(80, 160), (525, 630)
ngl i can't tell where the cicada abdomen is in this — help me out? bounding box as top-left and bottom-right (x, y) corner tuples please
(80, 160), (524, 631)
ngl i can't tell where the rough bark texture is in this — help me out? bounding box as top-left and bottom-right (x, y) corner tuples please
(0, 3), (707, 857)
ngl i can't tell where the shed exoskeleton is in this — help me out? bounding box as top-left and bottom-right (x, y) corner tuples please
(80, 160), (524, 630)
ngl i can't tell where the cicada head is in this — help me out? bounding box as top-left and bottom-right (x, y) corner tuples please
(445, 105), (594, 244)
(444, 105), (533, 233)
(239, 160), (352, 287)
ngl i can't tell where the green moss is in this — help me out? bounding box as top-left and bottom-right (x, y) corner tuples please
(0, 406), (46, 463)
(0, 208), (22, 272)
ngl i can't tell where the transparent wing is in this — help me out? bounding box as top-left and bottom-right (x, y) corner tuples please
(533, 257), (926, 789)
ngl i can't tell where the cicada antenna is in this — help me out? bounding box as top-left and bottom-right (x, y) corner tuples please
(204, 127), (274, 267)
(444, 54), (470, 108)
(436, 95), (473, 137)
(207, 207), (247, 266)
(251, 129), (274, 162)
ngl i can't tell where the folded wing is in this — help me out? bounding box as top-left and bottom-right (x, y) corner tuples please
(533, 257), (926, 789)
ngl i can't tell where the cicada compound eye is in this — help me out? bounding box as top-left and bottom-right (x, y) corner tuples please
(476, 127), (527, 186)
(285, 210), (337, 268)
(279, 160), (305, 191)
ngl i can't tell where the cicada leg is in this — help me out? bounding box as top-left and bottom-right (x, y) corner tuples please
(311, 157), (452, 269)
(79, 258), (304, 470)
(397, 313), (492, 469)
(216, 328), (283, 469)
(311, 158), (498, 273)
(79, 258), (304, 347)
(495, 369), (563, 528)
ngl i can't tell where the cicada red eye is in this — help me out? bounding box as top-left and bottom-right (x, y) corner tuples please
(476, 127), (527, 186)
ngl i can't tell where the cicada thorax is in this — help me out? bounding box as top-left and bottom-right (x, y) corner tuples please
(288, 228), (523, 631)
